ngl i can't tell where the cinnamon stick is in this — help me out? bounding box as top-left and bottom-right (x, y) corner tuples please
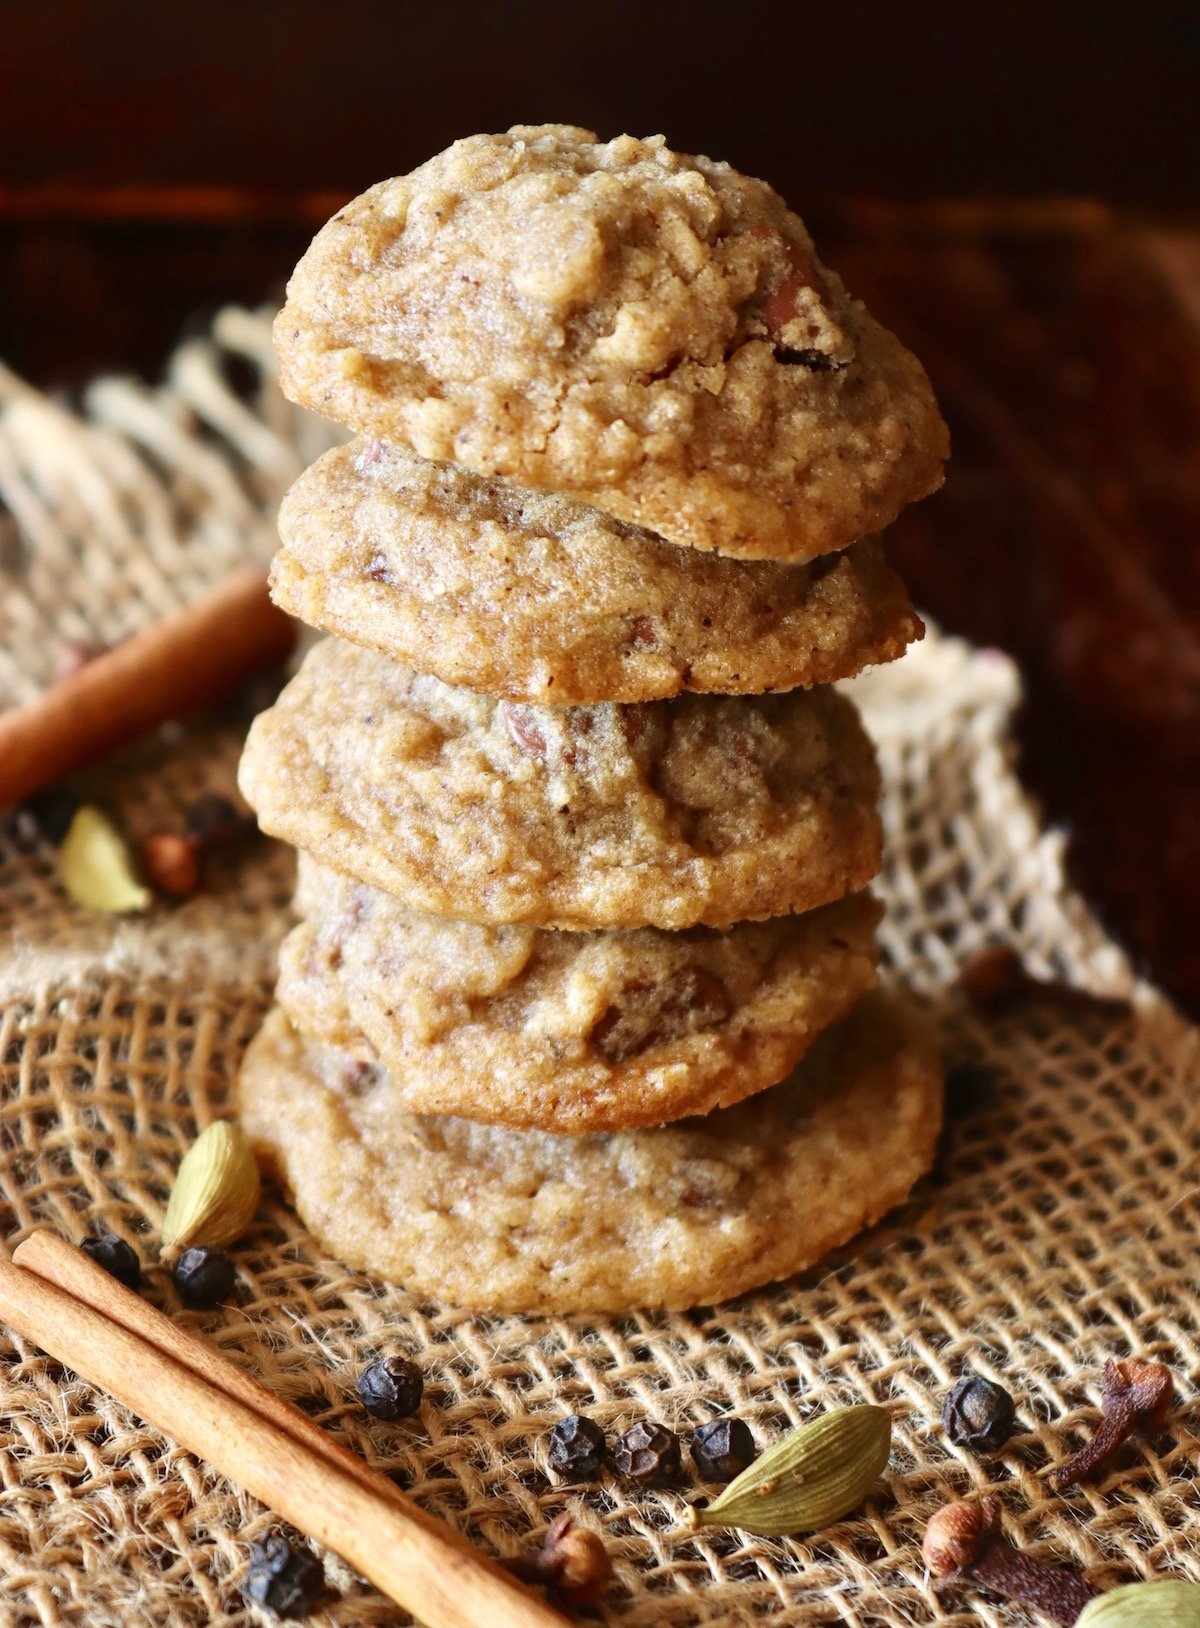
(0, 567), (295, 810)
(0, 1245), (567, 1628)
(14, 1230), (407, 1511)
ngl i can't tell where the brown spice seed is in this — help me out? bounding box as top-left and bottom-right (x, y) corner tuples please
(957, 945), (1134, 1021)
(140, 831), (201, 898)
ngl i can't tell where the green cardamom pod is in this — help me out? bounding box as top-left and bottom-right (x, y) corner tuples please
(161, 1121), (260, 1263)
(60, 806), (151, 914)
(1077, 1581), (1200, 1625)
(687, 1404), (891, 1537)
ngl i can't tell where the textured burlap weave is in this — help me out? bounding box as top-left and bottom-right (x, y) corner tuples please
(0, 315), (1197, 1627)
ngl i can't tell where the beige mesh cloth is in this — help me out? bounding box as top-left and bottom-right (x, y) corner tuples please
(1, 314), (1197, 1628)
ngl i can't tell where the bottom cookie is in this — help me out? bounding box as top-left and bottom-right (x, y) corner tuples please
(238, 993), (943, 1315)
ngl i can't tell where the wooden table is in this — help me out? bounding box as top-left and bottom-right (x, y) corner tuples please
(3, 192), (1197, 1015)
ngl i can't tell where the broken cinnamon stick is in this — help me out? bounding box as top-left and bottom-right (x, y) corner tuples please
(0, 567), (295, 810)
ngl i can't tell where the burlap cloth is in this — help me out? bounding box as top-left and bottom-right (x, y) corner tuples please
(0, 313), (1197, 1628)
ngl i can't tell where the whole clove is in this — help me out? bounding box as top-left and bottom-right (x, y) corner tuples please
(507, 1513), (612, 1610)
(1047, 1359), (1173, 1492)
(923, 1498), (1097, 1626)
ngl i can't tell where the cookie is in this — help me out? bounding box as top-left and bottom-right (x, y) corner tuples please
(272, 439), (923, 705)
(238, 637), (882, 930)
(274, 125), (948, 561)
(239, 994), (943, 1313)
(278, 856), (881, 1132)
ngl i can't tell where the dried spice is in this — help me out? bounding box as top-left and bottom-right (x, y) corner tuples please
(1047, 1359), (1173, 1491)
(614, 1421), (681, 1486)
(689, 1418), (757, 1482)
(59, 805), (151, 914)
(160, 1121), (261, 1264)
(243, 1531), (323, 1619)
(81, 1234), (141, 1291)
(957, 945), (1133, 1022)
(140, 831), (201, 898)
(172, 1246), (236, 1307)
(957, 944), (1028, 1011)
(1077, 1580), (1200, 1624)
(943, 1061), (999, 1111)
(942, 1375), (1017, 1453)
(506, 1513), (612, 1611)
(688, 1404), (890, 1537)
(358, 1356), (423, 1420)
(547, 1415), (607, 1481)
(923, 1498), (1097, 1626)
(185, 792), (255, 849)
(19, 785), (82, 845)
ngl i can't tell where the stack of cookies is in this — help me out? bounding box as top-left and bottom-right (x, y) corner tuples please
(238, 126), (950, 1315)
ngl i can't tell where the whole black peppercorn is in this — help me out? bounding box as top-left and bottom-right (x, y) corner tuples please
(173, 1246), (236, 1307)
(614, 1421), (681, 1486)
(689, 1417), (757, 1482)
(944, 1062), (999, 1112)
(21, 786), (83, 846)
(358, 1355), (424, 1420)
(942, 1375), (1017, 1453)
(81, 1233), (141, 1291)
(547, 1414), (607, 1481)
(244, 1531), (323, 1618)
(185, 793), (248, 849)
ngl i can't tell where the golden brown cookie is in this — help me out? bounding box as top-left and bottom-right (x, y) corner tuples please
(239, 994), (943, 1313)
(271, 439), (922, 704)
(274, 125), (948, 561)
(237, 637), (883, 931)
(278, 857), (881, 1132)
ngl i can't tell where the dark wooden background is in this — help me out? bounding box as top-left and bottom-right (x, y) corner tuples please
(4, 2), (1199, 1012)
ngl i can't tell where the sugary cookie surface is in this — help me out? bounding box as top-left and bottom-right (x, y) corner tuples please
(272, 439), (922, 703)
(275, 125), (948, 559)
(278, 857), (881, 1132)
(237, 637), (883, 930)
(239, 994), (943, 1313)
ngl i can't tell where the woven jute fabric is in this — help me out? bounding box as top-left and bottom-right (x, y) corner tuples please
(0, 315), (1197, 1628)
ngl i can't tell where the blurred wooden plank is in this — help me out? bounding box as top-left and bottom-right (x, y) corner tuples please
(4, 1), (1197, 205)
(0, 183), (347, 225)
(823, 208), (1200, 1012)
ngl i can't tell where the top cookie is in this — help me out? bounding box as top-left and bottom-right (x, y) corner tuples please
(272, 439), (922, 704)
(275, 125), (948, 561)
